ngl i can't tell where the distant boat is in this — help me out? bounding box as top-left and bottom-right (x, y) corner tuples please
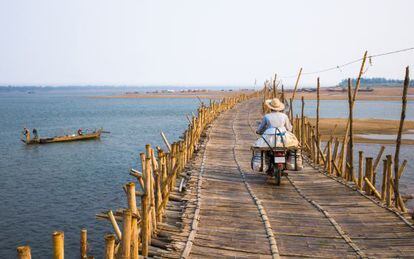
(21, 129), (102, 145)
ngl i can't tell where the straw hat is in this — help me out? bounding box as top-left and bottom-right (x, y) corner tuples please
(265, 98), (285, 111)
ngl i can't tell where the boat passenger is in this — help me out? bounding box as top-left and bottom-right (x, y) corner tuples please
(78, 129), (83, 135)
(32, 128), (38, 140)
(23, 128), (30, 142)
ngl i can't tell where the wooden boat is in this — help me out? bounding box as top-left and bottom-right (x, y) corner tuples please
(21, 129), (102, 145)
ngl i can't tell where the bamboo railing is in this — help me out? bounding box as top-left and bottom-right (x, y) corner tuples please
(290, 66), (411, 215)
(16, 91), (260, 258)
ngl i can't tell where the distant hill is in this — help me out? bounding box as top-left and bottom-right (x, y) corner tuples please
(338, 78), (413, 87)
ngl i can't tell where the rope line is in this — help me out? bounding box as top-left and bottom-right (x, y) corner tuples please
(281, 46), (414, 79)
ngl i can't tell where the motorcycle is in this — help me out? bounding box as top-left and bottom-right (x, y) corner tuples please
(251, 127), (300, 186)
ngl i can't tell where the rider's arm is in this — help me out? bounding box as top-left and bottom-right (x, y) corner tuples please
(256, 116), (268, 135)
(285, 114), (293, 132)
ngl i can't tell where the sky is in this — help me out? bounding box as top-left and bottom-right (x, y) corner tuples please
(0, 0), (413, 87)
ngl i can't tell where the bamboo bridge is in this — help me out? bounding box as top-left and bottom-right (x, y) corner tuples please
(17, 87), (414, 258)
(166, 97), (414, 258)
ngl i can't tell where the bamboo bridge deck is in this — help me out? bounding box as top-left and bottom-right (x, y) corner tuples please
(164, 98), (414, 258)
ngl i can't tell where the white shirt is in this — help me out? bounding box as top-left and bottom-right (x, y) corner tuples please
(256, 112), (292, 135)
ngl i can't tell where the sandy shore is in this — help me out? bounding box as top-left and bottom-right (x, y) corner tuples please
(308, 118), (414, 144)
(93, 87), (413, 101)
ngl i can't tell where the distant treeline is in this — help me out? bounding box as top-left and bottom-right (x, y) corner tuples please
(338, 78), (413, 87)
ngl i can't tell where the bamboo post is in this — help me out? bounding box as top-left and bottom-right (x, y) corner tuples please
(160, 131), (172, 152)
(104, 234), (115, 259)
(121, 209), (132, 259)
(381, 159), (387, 202)
(141, 157), (151, 257)
(126, 182), (139, 259)
(291, 67), (303, 101)
(347, 79), (354, 181)
(17, 246), (31, 259)
(272, 73), (277, 98)
(289, 98), (294, 124)
(373, 146), (385, 172)
(339, 51), (368, 173)
(107, 210), (122, 240)
(358, 151), (364, 190)
(328, 138), (337, 173)
(316, 77), (320, 164)
(301, 97), (305, 148)
(364, 177), (382, 200)
(53, 231), (64, 259)
(80, 229), (87, 259)
(281, 84), (285, 103)
(386, 155), (393, 207)
(363, 158), (373, 194)
(326, 140), (332, 173)
(394, 66), (409, 207)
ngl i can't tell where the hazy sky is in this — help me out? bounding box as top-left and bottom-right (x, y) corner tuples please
(0, 0), (413, 87)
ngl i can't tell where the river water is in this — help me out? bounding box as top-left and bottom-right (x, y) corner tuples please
(0, 89), (205, 258)
(0, 91), (413, 258)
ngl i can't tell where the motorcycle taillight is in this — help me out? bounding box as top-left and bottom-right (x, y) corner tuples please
(274, 151), (284, 157)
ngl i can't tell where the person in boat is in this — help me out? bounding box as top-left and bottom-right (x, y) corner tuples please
(32, 128), (38, 140)
(255, 98), (299, 149)
(22, 128), (30, 142)
(77, 128), (83, 136)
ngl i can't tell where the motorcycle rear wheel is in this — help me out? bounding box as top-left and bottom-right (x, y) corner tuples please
(274, 167), (281, 186)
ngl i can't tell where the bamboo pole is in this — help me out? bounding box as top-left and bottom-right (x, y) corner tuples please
(301, 97), (305, 148)
(398, 160), (408, 179)
(347, 79), (354, 181)
(17, 246), (31, 259)
(126, 182), (139, 259)
(363, 158), (373, 194)
(394, 66), (410, 207)
(289, 98), (293, 123)
(281, 84), (285, 103)
(326, 140), (332, 173)
(386, 155), (393, 207)
(331, 138), (340, 175)
(339, 51), (368, 173)
(141, 157), (151, 257)
(104, 234), (115, 259)
(381, 159), (387, 202)
(107, 210), (122, 240)
(373, 146), (385, 173)
(316, 77), (320, 164)
(160, 131), (172, 152)
(364, 177), (382, 200)
(121, 209), (132, 259)
(358, 151), (364, 190)
(53, 231), (64, 259)
(272, 73), (277, 98)
(291, 67), (303, 101)
(80, 229), (87, 259)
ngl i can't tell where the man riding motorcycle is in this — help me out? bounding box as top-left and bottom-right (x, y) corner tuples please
(255, 98), (298, 149)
